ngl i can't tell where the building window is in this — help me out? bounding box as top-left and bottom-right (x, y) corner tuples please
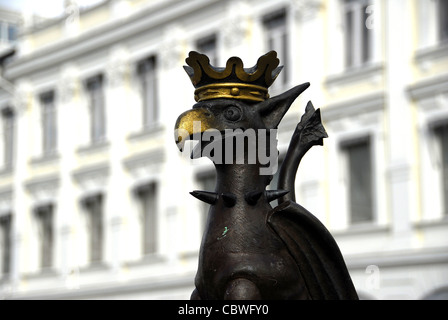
(7, 25), (17, 42)
(343, 0), (373, 68)
(263, 9), (288, 88)
(0, 21), (17, 44)
(2, 108), (14, 168)
(197, 34), (218, 66)
(196, 171), (216, 232)
(434, 123), (448, 215)
(438, 0), (448, 42)
(35, 205), (53, 269)
(0, 214), (12, 276)
(137, 57), (158, 129)
(40, 91), (57, 155)
(136, 183), (157, 255)
(83, 194), (103, 263)
(341, 137), (373, 224)
(85, 75), (106, 144)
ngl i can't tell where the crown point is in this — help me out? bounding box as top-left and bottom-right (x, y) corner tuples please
(185, 51), (282, 102)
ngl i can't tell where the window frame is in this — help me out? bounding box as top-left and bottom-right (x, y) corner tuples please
(433, 121), (448, 216)
(1, 107), (14, 169)
(438, 0), (448, 42)
(343, 0), (373, 69)
(0, 213), (12, 276)
(82, 194), (104, 263)
(85, 75), (106, 144)
(34, 204), (54, 270)
(263, 8), (289, 89)
(340, 135), (374, 225)
(40, 91), (57, 156)
(196, 34), (218, 66)
(135, 183), (158, 256)
(137, 57), (158, 129)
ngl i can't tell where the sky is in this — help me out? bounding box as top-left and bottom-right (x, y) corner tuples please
(0, 0), (104, 18)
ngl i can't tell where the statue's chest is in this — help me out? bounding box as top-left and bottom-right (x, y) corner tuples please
(201, 204), (284, 254)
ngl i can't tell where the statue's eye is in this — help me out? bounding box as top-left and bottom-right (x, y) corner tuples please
(224, 106), (242, 122)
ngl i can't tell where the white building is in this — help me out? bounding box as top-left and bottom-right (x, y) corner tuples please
(0, 0), (447, 300)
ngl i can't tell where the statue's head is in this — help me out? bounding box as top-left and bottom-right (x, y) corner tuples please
(174, 51), (309, 161)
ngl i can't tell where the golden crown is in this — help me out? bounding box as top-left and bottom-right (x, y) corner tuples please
(184, 51), (283, 102)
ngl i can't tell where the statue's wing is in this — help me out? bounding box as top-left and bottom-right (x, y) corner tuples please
(277, 102), (328, 204)
(267, 200), (358, 300)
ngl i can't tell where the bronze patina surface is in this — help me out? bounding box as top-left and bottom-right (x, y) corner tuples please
(175, 51), (358, 300)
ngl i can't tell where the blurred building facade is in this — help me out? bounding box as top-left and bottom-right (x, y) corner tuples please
(0, 0), (447, 300)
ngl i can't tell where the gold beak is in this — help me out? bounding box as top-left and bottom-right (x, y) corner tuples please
(174, 108), (216, 151)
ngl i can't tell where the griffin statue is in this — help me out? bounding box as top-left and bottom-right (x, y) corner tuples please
(174, 51), (358, 300)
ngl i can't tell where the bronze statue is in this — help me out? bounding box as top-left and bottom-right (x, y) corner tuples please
(174, 51), (358, 300)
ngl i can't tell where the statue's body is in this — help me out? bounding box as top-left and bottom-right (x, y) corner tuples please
(175, 51), (358, 300)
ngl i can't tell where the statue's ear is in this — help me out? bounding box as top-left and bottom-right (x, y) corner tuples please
(257, 83), (310, 129)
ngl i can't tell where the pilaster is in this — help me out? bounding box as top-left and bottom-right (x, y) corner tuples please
(57, 63), (79, 277)
(10, 81), (32, 288)
(104, 46), (131, 272)
(384, 0), (416, 246)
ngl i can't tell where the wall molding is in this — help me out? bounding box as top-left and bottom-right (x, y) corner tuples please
(323, 91), (385, 122)
(407, 74), (448, 101)
(346, 246), (448, 270)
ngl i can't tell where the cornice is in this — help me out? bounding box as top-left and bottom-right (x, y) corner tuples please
(7, 272), (195, 300)
(5, 0), (220, 79)
(292, 0), (323, 21)
(325, 63), (384, 88)
(72, 163), (109, 183)
(24, 174), (60, 191)
(407, 73), (448, 101)
(24, 174), (60, 204)
(123, 148), (165, 172)
(345, 247), (448, 270)
(71, 163), (110, 195)
(323, 91), (385, 122)
(415, 42), (448, 69)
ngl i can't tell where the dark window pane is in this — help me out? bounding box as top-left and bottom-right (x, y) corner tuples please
(263, 9), (287, 29)
(440, 0), (448, 41)
(197, 35), (218, 66)
(282, 31), (289, 84)
(343, 138), (373, 224)
(344, 0), (372, 68)
(264, 9), (288, 86)
(345, 10), (354, 68)
(40, 91), (57, 154)
(7, 25), (17, 42)
(83, 195), (103, 263)
(0, 215), (12, 275)
(86, 75), (105, 143)
(362, 4), (372, 63)
(435, 124), (448, 214)
(136, 183), (157, 255)
(137, 57), (158, 128)
(36, 205), (53, 269)
(2, 108), (14, 168)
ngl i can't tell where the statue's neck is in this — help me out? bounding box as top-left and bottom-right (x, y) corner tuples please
(214, 163), (272, 195)
(205, 131), (278, 195)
